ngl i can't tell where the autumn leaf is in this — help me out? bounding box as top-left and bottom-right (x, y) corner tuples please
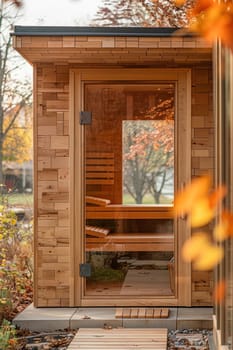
(175, 176), (226, 227)
(190, 185), (226, 227)
(214, 210), (233, 241)
(190, 197), (215, 227)
(182, 232), (210, 262)
(189, 1), (233, 52)
(174, 175), (211, 216)
(174, 0), (186, 7)
(182, 232), (224, 270)
(209, 185), (227, 208)
(214, 280), (226, 304)
(214, 221), (229, 242)
(191, 0), (214, 16)
(193, 244), (224, 270)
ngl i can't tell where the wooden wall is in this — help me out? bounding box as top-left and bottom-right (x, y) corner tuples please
(191, 66), (214, 305)
(36, 64), (70, 306)
(26, 37), (213, 307)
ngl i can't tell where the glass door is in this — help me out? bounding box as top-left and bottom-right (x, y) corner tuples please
(83, 82), (176, 298)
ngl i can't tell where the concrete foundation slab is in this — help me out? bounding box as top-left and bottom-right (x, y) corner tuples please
(177, 307), (213, 329)
(70, 308), (123, 328)
(13, 304), (213, 332)
(13, 304), (77, 331)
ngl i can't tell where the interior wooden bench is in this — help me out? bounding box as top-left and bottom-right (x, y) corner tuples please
(86, 204), (173, 219)
(86, 232), (174, 252)
(85, 199), (174, 252)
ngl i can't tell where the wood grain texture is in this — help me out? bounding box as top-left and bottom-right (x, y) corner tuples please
(31, 51), (213, 307)
(68, 328), (168, 350)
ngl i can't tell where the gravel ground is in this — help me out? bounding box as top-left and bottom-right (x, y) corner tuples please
(168, 329), (211, 349)
(17, 328), (212, 349)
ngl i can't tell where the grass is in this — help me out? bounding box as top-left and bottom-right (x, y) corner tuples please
(89, 268), (125, 282)
(123, 193), (173, 205)
(2, 193), (33, 207)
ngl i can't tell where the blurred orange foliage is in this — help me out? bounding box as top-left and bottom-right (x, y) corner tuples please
(174, 175), (231, 301)
(189, 0), (233, 51)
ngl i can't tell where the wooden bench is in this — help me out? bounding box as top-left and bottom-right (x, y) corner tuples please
(85, 196), (174, 252)
(86, 204), (173, 219)
(86, 233), (174, 252)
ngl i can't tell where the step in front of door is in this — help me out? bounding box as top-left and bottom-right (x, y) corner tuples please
(115, 308), (169, 319)
(68, 328), (168, 350)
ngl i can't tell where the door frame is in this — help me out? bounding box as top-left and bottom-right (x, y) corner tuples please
(70, 68), (191, 307)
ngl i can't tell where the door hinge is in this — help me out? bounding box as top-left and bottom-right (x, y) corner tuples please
(79, 263), (91, 277)
(80, 111), (92, 125)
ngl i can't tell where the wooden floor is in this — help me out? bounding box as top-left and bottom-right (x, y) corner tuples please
(68, 328), (168, 349)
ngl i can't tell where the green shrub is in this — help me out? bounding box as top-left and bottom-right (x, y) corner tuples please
(0, 319), (17, 350)
(0, 195), (33, 322)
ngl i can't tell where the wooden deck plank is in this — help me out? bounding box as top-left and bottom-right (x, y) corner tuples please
(68, 328), (167, 350)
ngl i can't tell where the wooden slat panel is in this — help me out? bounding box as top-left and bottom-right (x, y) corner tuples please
(86, 173), (114, 178)
(115, 308), (170, 319)
(68, 328), (167, 350)
(87, 152), (114, 158)
(161, 308), (169, 318)
(123, 308), (131, 318)
(86, 159), (114, 165)
(115, 308), (123, 318)
(86, 179), (114, 185)
(86, 165), (114, 171)
(138, 308), (146, 318)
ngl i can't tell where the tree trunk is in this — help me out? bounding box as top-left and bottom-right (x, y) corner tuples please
(0, 137), (4, 185)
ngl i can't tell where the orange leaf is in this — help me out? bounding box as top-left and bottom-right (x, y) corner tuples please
(193, 244), (224, 270)
(174, 0), (186, 7)
(192, 0), (214, 16)
(174, 175), (211, 216)
(190, 197), (215, 227)
(190, 2), (233, 52)
(214, 210), (233, 241)
(209, 185), (227, 208)
(213, 280), (226, 304)
(214, 221), (229, 242)
(222, 210), (233, 235)
(182, 232), (210, 262)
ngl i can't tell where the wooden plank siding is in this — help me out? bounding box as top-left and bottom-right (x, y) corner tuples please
(13, 35), (213, 307)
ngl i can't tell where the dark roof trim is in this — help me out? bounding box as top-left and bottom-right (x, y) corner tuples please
(13, 26), (181, 37)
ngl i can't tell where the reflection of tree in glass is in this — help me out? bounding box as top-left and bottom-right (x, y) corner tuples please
(123, 99), (174, 205)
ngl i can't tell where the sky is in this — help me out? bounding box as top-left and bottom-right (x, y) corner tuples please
(13, 0), (102, 78)
(17, 0), (102, 26)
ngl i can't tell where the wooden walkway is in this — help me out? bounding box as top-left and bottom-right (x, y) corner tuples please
(68, 328), (167, 349)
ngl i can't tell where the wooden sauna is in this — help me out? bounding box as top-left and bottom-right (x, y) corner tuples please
(13, 27), (213, 307)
